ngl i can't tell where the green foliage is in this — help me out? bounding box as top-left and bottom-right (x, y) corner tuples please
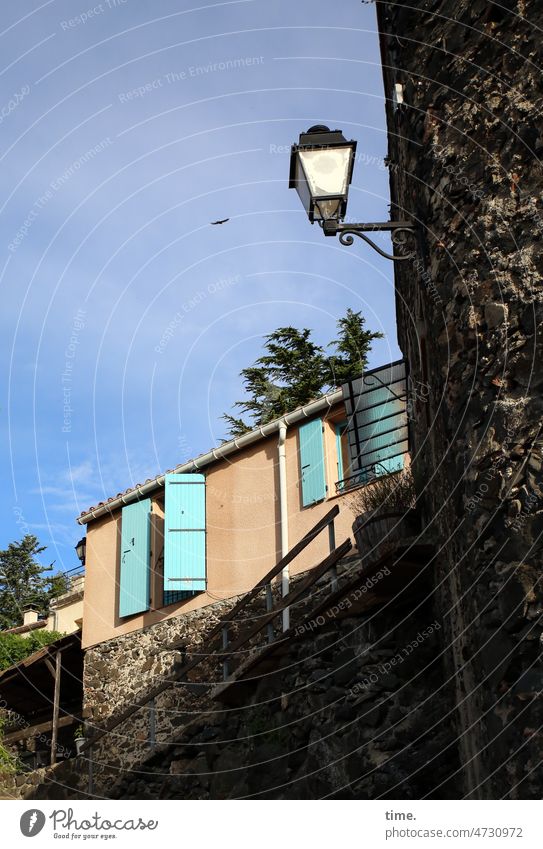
(328, 308), (384, 386)
(221, 414), (252, 439)
(222, 309), (383, 437)
(0, 535), (70, 629)
(0, 715), (23, 778)
(0, 630), (64, 673)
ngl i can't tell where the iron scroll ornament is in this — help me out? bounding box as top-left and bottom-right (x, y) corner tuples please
(320, 219), (418, 261)
(337, 225), (417, 261)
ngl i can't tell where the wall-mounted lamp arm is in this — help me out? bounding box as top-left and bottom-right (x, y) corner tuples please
(321, 220), (417, 261)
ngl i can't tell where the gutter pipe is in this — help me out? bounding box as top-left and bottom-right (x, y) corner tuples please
(78, 388), (343, 525)
(277, 420), (289, 630)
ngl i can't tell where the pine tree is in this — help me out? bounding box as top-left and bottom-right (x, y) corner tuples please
(222, 310), (384, 437)
(222, 328), (328, 435)
(327, 308), (384, 386)
(0, 535), (69, 629)
(221, 414), (251, 439)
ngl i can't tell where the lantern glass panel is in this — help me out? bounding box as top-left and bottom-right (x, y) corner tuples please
(313, 198), (342, 221)
(294, 154), (313, 218)
(298, 147), (352, 199)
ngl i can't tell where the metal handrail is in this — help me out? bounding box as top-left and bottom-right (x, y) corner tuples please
(61, 565), (85, 577)
(335, 458), (406, 494)
(219, 538), (352, 677)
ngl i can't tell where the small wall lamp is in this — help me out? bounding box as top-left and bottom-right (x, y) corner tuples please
(75, 536), (86, 567)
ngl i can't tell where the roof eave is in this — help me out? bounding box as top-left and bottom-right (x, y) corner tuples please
(77, 388), (344, 526)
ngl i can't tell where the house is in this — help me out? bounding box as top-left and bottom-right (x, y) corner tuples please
(77, 359), (408, 650)
(1, 568), (84, 640)
(45, 568), (84, 635)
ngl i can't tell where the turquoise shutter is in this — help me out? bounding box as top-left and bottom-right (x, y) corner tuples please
(299, 419), (326, 506)
(164, 474), (206, 593)
(119, 499), (151, 617)
(379, 455), (404, 475)
(342, 360), (408, 478)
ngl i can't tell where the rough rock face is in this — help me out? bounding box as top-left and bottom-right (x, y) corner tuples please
(377, 0), (543, 798)
(83, 597), (236, 726)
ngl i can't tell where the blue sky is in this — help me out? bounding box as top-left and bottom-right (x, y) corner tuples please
(1, 0), (400, 573)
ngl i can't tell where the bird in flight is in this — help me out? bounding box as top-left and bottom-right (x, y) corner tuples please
(210, 218), (229, 225)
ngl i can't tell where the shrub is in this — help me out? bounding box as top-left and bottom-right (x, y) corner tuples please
(0, 716), (22, 778)
(350, 468), (416, 517)
(0, 630), (63, 673)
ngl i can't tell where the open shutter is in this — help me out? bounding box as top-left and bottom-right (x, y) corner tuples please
(342, 360), (408, 480)
(119, 498), (151, 617)
(164, 473), (206, 593)
(299, 418), (326, 506)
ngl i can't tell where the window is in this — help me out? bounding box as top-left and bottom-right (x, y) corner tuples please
(335, 420), (369, 494)
(335, 421), (351, 484)
(118, 475), (207, 617)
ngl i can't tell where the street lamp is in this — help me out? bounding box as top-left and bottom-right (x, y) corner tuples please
(75, 536), (86, 567)
(289, 125), (416, 261)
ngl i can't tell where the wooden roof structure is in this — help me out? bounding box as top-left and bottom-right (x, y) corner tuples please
(0, 631), (83, 761)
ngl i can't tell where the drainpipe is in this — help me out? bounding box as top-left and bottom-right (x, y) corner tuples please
(278, 420), (289, 631)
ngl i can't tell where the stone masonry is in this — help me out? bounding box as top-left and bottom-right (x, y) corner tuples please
(377, 0), (543, 798)
(15, 550), (459, 800)
(45, 568), (459, 799)
(87, 574), (459, 800)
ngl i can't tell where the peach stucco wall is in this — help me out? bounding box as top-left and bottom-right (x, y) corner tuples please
(82, 403), (356, 648)
(47, 596), (84, 635)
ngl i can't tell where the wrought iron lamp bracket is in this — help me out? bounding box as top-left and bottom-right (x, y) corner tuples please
(320, 219), (417, 261)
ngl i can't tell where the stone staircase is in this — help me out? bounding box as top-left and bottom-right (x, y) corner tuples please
(24, 507), (437, 799)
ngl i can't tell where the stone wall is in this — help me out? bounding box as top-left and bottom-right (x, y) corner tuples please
(108, 586), (458, 799)
(19, 549), (460, 800)
(377, 0), (543, 798)
(1, 595), (247, 799)
(0, 763), (88, 801)
(84, 597), (235, 724)
(83, 595), (246, 783)
(80, 556), (367, 783)
(23, 568), (339, 796)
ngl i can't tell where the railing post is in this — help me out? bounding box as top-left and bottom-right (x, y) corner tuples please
(149, 698), (156, 749)
(88, 744), (93, 796)
(222, 625), (230, 680)
(328, 519), (338, 591)
(265, 582), (274, 643)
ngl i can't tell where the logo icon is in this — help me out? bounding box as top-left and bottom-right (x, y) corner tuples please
(20, 810), (46, 837)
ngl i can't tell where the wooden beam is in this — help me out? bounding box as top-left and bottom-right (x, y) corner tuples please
(222, 539), (352, 659)
(50, 650), (62, 765)
(44, 658), (56, 679)
(3, 714), (77, 745)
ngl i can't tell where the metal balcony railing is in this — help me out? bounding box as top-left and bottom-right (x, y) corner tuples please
(335, 456), (406, 495)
